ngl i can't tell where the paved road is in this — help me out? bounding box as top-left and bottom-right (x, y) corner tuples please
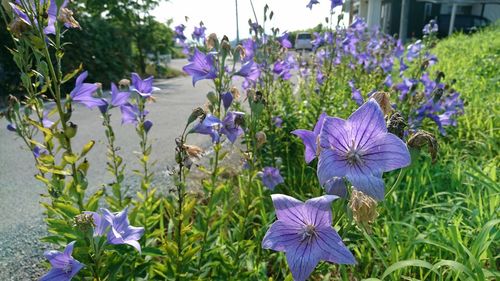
(0, 59), (213, 279)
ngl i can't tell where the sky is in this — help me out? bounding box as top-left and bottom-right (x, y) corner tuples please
(152, 0), (347, 41)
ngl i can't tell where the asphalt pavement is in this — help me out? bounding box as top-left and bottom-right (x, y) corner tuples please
(0, 59), (213, 280)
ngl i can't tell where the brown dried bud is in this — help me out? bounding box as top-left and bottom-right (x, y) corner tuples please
(118, 79), (131, 89)
(187, 107), (206, 125)
(94, 82), (102, 90)
(221, 40), (231, 52)
(255, 131), (267, 148)
(407, 130), (438, 163)
(235, 45), (246, 59)
(230, 87), (240, 100)
(371, 91), (392, 116)
(183, 144), (203, 159)
(206, 33), (218, 50)
(387, 111), (406, 139)
(9, 18), (30, 35)
(73, 213), (95, 232)
(349, 189), (378, 231)
(58, 8), (80, 29)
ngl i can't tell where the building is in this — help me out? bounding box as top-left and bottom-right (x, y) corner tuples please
(347, 0), (500, 41)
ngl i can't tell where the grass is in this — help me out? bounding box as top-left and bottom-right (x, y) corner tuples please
(350, 25), (500, 280)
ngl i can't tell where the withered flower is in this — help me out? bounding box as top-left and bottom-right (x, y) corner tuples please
(407, 130), (438, 163)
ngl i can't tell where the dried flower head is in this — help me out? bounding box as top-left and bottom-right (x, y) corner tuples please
(407, 130), (438, 163)
(58, 8), (80, 29)
(94, 82), (102, 90)
(206, 33), (218, 50)
(183, 144), (203, 159)
(73, 213), (95, 232)
(349, 189), (378, 230)
(230, 87), (240, 100)
(387, 111), (406, 139)
(371, 91), (392, 116)
(118, 79), (131, 89)
(255, 131), (267, 148)
(235, 45), (246, 59)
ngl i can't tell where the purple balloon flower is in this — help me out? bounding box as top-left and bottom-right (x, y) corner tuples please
(317, 99), (411, 200)
(192, 24), (206, 41)
(70, 71), (106, 109)
(222, 92), (233, 110)
(120, 103), (147, 125)
(110, 83), (131, 107)
(277, 32), (292, 49)
(144, 120), (153, 133)
(83, 211), (111, 237)
(258, 167), (284, 190)
(183, 48), (217, 86)
(331, 0), (344, 9)
(6, 123), (16, 132)
(291, 112), (327, 164)
(174, 24), (187, 42)
(220, 111), (244, 143)
(192, 114), (222, 143)
(45, 0), (78, 35)
(40, 241), (84, 281)
(262, 194), (356, 281)
(131, 73), (155, 98)
(234, 60), (261, 83)
(273, 116), (283, 128)
(349, 80), (364, 106)
(33, 146), (48, 158)
(102, 208), (145, 253)
(306, 0), (320, 10)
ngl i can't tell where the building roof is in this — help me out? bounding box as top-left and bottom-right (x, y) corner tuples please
(417, 0), (500, 4)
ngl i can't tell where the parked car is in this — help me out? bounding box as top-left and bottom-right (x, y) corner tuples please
(437, 14), (491, 37)
(294, 32), (313, 51)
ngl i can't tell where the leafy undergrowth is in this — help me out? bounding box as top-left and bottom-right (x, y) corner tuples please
(349, 25), (500, 280)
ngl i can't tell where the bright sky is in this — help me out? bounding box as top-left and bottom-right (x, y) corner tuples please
(152, 0), (347, 40)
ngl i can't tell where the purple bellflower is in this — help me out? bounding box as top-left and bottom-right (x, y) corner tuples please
(40, 241), (84, 281)
(306, 0), (320, 9)
(291, 112), (327, 164)
(349, 80), (364, 106)
(110, 83), (131, 107)
(45, 0), (79, 35)
(6, 123), (17, 132)
(220, 111), (244, 143)
(273, 116), (283, 128)
(70, 71), (106, 109)
(192, 23), (206, 42)
(102, 208), (145, 253)
(234, 60), (261, 83)
(317, 99), (411, 200)
(131, 73), (156, 98)
(33, 146), (48, 158)
(277, 32), (292, 49)
(120, 103), (148, 125)
(192, 114), (222, 143)
(262, 194), (356, 281)
(183, 48), (217, 86)
(174, 24), (187, 41)
(9, 2), (31, 26)
(83, 211), (111, 237)
(396, 77), (417, 100)
(258, 167), (284, 190)
(222, 92), (233, 110)
(331, 0), (343, 9)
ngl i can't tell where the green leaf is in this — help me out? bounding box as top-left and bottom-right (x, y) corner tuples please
(142, 247), (165, 257)
(381, 260), (437, 279)
(80, 140), (95, 158)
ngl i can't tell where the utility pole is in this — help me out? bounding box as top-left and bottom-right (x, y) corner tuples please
(235, 0), (240, 43)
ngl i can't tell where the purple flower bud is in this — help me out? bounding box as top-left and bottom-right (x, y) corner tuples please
(144, 120), (153, 133)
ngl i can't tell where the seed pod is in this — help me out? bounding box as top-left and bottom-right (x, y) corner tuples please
(118, 79), (131, 89)
(206, 33), (219, 50)
(371, 91), (392, 116)
(349, 189), (378, 232)
(407, 130), (438, 163)
(58, 8), (80, 29)
(387, 111), (406, 139)
(73, 213), (95, 232)
(64, 122), (78, 138)
(255, 131), (267, 148)
(187, 107), (206, 125)
(183, 144), (203, 159)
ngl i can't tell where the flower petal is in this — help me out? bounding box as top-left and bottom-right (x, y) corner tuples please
(285, 240), (322, 281)
(347, 99), (387, 149)
(324, 177), (347, 197)
(262, 220), (302, 252)
(271, 194), (307, 227)
(124, 239), (142, 253)
(291, 129), (317, 163)
(362, 133), (411, 172)
(346, 166), (385, 201)
(315, 227), (357, 264)
(39, 268), (68, 281)
(304, 195), (339, 227)
(317, 149), (348, 186)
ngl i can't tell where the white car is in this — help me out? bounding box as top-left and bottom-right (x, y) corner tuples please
(294, 32), (313, 51)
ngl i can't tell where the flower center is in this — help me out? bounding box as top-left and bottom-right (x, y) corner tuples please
(63, 262), (72, 274)
(346, 140), (363, 165)
(300, 224), (317, 243)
